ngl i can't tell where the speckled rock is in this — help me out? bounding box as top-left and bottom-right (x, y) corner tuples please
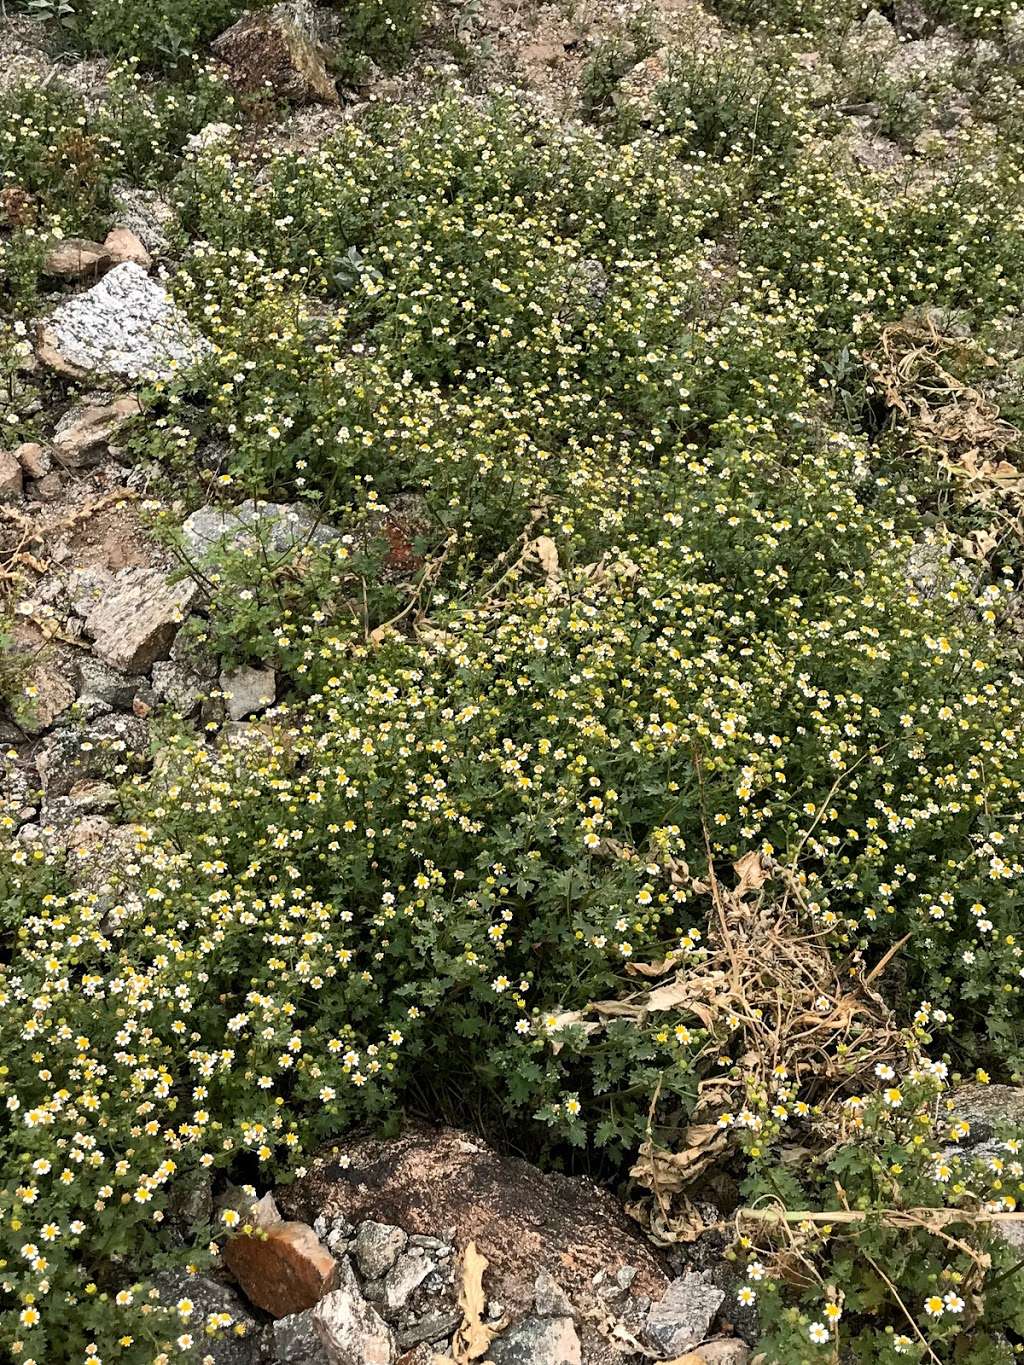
(83, 565), (196, 673)
(154, 1270), (269, 1364)
(220, 664), (276, 721)
(181, 499), (339, 559)
(489, 1315), (582, 1365)
(278, 1125), (669, 1321)
(37, 262), (211, 381)
(644, 1272), (724, 1358)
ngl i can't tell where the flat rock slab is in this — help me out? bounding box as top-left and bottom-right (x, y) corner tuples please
(83, 565), (196, 673)
(37, 261), (211, 381)
(277, 1125), (669, 1321)
(224, 1219), (338, 1319)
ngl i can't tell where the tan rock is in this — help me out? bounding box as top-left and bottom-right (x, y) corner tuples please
(14, 442), (51, 480)
(52, 396), (143, 466)
(83, 565), (196, 673)
(20, 663), (76, 735)
(690, 1340), (751, 1364)
(32, 473), (62, 502)
(44, 237), (111, 280)
(0, 448), (23, 502)
(103, 227), (152, 271)
(223, 1219), (338, 1318)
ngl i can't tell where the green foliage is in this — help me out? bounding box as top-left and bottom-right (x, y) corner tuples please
(4, 0), (1024, 1358)
(77, 0), (257, 68)
(0, 64), (235, 240)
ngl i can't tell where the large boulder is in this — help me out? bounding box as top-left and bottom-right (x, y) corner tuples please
(36, 262), (211, 382)
(212, 2), (339, 106)
(278, 1125), (670, 1329)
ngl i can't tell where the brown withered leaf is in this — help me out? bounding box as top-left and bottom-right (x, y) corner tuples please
(531, 534), (561, 582)
(450, 1240), (500, 1361)
(626, 958), (676, 979)
(631, 1126), (729, 1196)
(733, 850), (769, 896)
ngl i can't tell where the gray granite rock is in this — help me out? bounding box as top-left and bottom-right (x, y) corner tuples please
(37, 262), (211, 381)
(316, 1272), (397, 1363)
(109, 184), (176, 255)
(353, 1222), (408, 1281)
(644, 1272), (724, 1358)
(489, 1315), (582, 1365)
(382, 1249), (434, 1315)
(534, 1268), (574, 1318)
(154, 1270), (269, 1363)
(181, 499), (339, 560)
(219, 664), (276, 721)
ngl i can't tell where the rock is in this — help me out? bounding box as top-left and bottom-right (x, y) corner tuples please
(83, 565), (196, 672)
(692, 1340), (750, 1364)
(534, 1268), (574, 1318)
(76, 655), (146, 709)
(947, 1084), (1024, 1145)
(615, 48), (670, 121)
(109, 184), (175, 256)
(43, 237), (111, 280)
(278, 1126), (669, 1322)
(181, 499), (339, 559)
(223, 1219), (338, 1318)
(14, 442), (50, 479)
(489, 1315), (582, 1365)
(52, 395), (143, 466)
(35, 712), (150, 798)
(20, 662), (76, 735)
(219, 664), (276, 721)
(645, 1273), (724, 1359)
(103, 227), (152, 271)
(274, 1308), (331, 1363)
(382, 1250), (434, 1316)
(354, 1223), (408, 1281)
(186, 121), (235, 154)
(67, 779), (118, 812)
(0, 448), (23, 501)
(155, 1270), (269, 1364)
(316, 1261), (397, 1363)
(251, 1191), (284, 1230)
(152, 659), (210, 715)
(31, 472), (61, 501)
(275, 1260), (397, 1365)
(212, 3), (339, 106)
(37, 262), (211, 382)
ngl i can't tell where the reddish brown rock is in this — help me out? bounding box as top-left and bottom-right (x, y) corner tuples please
(223, 1219), (338, 1318)
(278, 1125), (669, 1321)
